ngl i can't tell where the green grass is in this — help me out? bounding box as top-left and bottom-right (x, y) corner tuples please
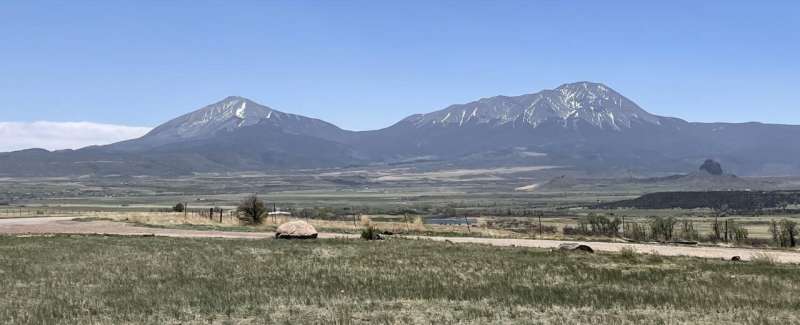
(0, 236), (799, 324)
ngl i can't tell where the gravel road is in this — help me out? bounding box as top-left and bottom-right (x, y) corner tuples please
(2, 217), (799, 264)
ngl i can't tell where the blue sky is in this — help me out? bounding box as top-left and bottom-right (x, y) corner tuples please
(1, 0), (798, 138)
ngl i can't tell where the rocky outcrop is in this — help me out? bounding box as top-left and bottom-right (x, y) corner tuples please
(700, 159), (724, 176)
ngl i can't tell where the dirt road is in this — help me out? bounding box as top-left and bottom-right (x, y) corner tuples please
(0, 217), (357, 240)
(2, 217), (799, 264)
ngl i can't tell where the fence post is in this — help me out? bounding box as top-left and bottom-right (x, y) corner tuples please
(538, 212), (543, 238)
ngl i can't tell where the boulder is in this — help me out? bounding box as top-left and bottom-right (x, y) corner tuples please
(275, 220), (318, 239)
(558, 243), (594, 253)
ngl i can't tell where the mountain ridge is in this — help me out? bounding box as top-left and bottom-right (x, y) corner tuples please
(2, 81), (800, 177)
(400, 81), (665, 130)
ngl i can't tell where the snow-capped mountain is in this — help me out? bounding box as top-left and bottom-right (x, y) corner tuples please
(402, 82), (663, 130)
(111, 96), (350, 151)
(146, 96), (282, 139)
(3, 81), (800, 177)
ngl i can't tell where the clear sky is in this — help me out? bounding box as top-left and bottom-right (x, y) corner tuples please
(1, 1), (798, 150)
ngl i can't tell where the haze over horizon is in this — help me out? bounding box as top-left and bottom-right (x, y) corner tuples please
(1, 1), (798, 151)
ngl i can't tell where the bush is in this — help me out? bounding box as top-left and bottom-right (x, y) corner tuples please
(751, 252), (776, 265)
(575, 214), (621, 237)
(361, 226), (381, 240)
(237, 194), (268, 225)
(726, 220), (748, 244)
(172, 203), (185, 213)
(623, 222), (650, 242)
(675, 220), (699, 241)
(619, 247), (638, 261)
(770, 219), (798, 247)
(650, 216), (677, 242)
(562, 225), (580, 236)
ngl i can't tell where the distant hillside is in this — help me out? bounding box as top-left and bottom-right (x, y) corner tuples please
(350, 82), (800, 176)
(599, 191), (800, 211)
(2, 81), (800, 176)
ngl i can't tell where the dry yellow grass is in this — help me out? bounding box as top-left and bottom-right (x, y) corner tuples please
(80, 211), (526, 238)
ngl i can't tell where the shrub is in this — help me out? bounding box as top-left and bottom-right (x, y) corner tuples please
(623, 222), (649, 242)
(172, 203), (185, 213)
(237, 194), (268, 225)
(726, 220), (748, 244)
(675, 220), (699, 241)
(770, 219), (798, 248)
(575, 214), (621, 237)
(712, 217), (723, 242)
(770, 220), (779, 244)
(562, 225), (580, 236)
(361, 226), (381, 240)
(619, 246), (638, 261)
(650, 216), (677, 242)
(751, 252), (776, 265)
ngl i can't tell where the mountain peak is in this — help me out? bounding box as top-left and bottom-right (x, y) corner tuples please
(141, 96), (279, 141)
(215, 96), (261, 121)
(404, 81), (661, 130)
(222, 95), (248, 101)
(556, 81), (609, 89)
(116, 95), (350, 152)
(217, 95), (256, 106)
(555, 81), (618, 100)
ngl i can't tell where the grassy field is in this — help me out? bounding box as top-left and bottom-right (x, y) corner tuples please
(0, 236), (798, 324)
